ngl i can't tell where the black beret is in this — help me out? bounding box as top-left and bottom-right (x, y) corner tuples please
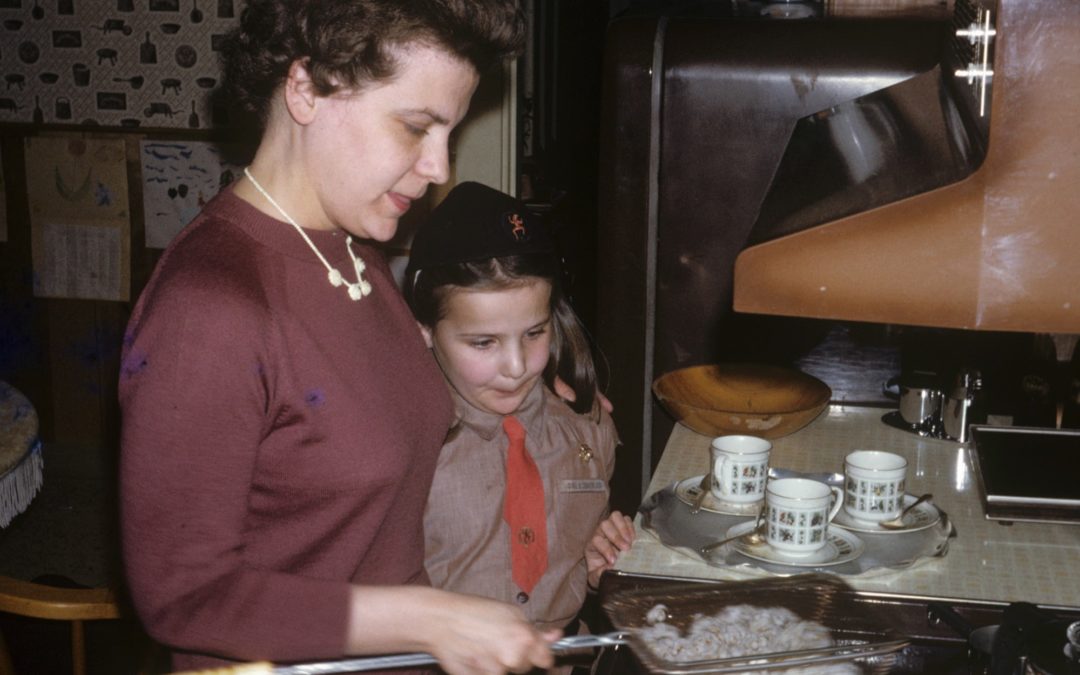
(406, 182), (554, 279)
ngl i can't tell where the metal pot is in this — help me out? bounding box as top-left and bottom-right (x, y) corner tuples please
(886, 373), (943, 429)
(942, 369), (985, 443)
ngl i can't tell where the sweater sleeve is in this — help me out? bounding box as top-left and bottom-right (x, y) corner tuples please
(118, 249), (350, 662)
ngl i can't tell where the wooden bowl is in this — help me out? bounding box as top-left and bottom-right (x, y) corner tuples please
(652, 363), (831, 439)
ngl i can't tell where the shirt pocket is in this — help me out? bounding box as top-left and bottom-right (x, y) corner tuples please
(553, 477), (611, 553)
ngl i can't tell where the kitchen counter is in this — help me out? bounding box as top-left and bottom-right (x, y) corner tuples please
(613, 404), (1080, 609)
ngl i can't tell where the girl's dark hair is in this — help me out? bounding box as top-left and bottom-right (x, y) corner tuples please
(222, 0), (526, 126)
(406, 254), (599, 416)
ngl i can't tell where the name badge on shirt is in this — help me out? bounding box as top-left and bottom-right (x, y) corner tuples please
(560, 479), (606, 493)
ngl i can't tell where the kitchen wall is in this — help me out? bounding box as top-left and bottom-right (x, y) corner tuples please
(0, 0), (247, 447)
(0, 0), (518, 449)
(0, 126), (227, 447)
(1, 0), (238, 129)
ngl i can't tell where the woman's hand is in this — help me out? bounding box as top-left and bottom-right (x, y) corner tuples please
(585, 510), (636, 589)
(423, 592), (560, 675)
(347, 586), (557, 675)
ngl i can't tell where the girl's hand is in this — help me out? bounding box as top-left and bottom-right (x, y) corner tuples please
(585, 511), (636, 589)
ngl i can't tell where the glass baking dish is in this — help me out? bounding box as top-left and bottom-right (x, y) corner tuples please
(601, 573), (909, 674)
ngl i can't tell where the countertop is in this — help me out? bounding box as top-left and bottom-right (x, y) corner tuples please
(613, 404), (1080, 609)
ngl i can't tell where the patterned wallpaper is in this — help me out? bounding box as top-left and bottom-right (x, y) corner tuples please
(0, 0), (243, 128)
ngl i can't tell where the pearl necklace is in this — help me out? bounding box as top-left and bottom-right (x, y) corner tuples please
(243, 167), (372, 301)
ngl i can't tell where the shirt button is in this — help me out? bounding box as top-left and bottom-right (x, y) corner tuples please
(516, 592), (529, 604)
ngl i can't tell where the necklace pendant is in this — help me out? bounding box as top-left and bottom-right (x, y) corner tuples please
(244, 166), (373, 303)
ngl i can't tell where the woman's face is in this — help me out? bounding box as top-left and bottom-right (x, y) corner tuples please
(422, 280), (553, 417)
(298, 43), (480, 241)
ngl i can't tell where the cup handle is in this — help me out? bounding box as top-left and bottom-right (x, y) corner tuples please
(827, 486), (844, 522)
(712, 456), (727, 495)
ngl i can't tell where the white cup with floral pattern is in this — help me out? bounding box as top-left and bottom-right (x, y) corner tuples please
(843, 450), (908, 523)
(765, 477), (843, 557)
(709, 435), (771, 504)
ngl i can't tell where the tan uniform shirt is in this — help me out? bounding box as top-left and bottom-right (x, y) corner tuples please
(424, 383), (619, 631)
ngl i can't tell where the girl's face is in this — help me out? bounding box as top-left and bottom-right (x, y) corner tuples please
(421, 280), (553, 417)
(293, 43), (479, 241)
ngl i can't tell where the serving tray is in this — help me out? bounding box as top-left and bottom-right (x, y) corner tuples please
(640, 468), (954, 577)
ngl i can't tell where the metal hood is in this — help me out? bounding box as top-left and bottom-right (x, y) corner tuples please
(733, 0), (1080, 332)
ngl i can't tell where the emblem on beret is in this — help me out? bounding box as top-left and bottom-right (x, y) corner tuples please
(507, 212), (528, 241)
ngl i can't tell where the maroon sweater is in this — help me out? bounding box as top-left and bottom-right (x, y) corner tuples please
(119, 190), (453, 669)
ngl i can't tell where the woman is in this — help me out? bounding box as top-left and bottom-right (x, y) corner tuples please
(118, 2), (556, 673)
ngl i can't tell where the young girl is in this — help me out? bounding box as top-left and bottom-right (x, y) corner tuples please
(404, 182), (635, 641)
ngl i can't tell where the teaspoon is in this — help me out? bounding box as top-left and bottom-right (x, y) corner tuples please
(699, 503), (766, 556)
(878, 492), (933, 530)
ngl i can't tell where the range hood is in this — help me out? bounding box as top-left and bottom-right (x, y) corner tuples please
(733, 0), (1080, 332)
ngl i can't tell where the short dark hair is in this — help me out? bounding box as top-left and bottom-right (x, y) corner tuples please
(222, 0), (526, 126)
(405, 255), (600, 416)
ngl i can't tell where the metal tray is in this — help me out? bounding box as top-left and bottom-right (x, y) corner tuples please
(601, 574), (909, 673)
(640, 468), (954, 577)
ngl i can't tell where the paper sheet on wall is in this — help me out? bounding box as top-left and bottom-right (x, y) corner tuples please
(25, 136), (130, 301)
(140, 140), (244, 249)
(38, 223), (124, 300)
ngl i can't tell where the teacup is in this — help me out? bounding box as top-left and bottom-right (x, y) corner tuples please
(709, 435), (771, 504)
(764, 478), (843, 557)
(843, 450), (907, 523)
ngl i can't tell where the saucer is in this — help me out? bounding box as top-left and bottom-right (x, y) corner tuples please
(726, 521), (864, 567)
(832, 493), (941, 533)
(675, 475), (762, 516)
